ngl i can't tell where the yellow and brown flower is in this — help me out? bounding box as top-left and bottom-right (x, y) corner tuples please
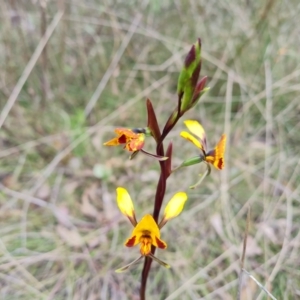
(115, 187), (187, 272)
(180, 120), (226, 170)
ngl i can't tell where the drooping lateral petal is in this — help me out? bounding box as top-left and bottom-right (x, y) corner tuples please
(129, 150), (140, 160)
(140, 149), (168, 161)
(184, 120), (207, 151)
(148, 253), (170, 269)
(115, 255), (144, 273)
(116, 187), (136, 224)
(162, 192), (188, 222)
(205, 134), (226, 170)
(180, 131), (202, 149)
(189, 166), (210, 189)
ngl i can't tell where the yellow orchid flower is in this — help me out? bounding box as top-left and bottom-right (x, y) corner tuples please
(180, 120), (226, 170)
(115, 187), (188, 272)
(125, 214), (167, 255)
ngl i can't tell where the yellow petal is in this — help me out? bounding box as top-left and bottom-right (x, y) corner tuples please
(152, 236), (167, 250)
(103, 137), (121, 146)
(180, 131), (202, 149)
(116, 187), (135, 219)
(205, 134), (226, 170)
(184, 120), (207, 151)
(114, 128), (137, 139)
(163, 192), (188, 221)
(104, 128), (138, 147)
(125, 214), (167, 254)
(126, 133), (145, 151)
(131, 214), (161, 240)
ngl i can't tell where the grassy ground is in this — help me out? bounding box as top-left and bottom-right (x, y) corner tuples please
(1, 0), (300, 299)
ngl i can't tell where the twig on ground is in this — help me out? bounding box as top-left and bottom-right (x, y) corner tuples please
(236, 205), (250, 300)
(242, 269), (277, 300)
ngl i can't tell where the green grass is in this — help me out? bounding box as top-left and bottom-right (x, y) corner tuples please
(0, 0), (300, 299)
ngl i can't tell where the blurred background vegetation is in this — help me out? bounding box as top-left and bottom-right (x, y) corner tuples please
(0, 0), (299, 299)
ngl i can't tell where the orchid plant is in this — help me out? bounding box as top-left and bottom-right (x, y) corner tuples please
(104, 39), (226, 300)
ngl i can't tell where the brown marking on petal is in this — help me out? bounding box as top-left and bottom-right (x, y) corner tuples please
(118, 134), (127, 144)
(205, 135), (226, 170)
(155, 237), (167, 249)
(125, 236), (136, 247)
(217, 157), (224, 169)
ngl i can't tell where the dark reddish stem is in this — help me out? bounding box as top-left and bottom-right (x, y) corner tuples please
(139, 112), (181, 300)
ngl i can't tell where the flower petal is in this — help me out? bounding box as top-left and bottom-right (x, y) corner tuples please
(129, 214), (165, 255)
(103, 137), (122, 146)
(148, 253), (170, 269)
(129, 150), (140, 160)
(161, 192), (188, 226)
(115, 128), (138, 139)
(115, 255), (143, 273)
(125, 235), (137, 247)
(116, 187), (137, 225)
(131, 214), (160, 240)
(180, 131), (202, 149)
(184, 120), (207, 151)
(104, 128), (140, 147)
(153, 236), (167, 249)
(140, 149), (168, 161)
(205, 134), (226, 170)
(189, 166), (210, 189)
(126, 133), (145, 151)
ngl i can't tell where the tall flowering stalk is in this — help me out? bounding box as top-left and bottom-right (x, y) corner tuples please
(104, 39), (226, 300)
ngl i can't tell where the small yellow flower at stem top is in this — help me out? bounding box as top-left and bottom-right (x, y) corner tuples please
(115, 187), (188, 272)
(180, 120), (226, 170)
